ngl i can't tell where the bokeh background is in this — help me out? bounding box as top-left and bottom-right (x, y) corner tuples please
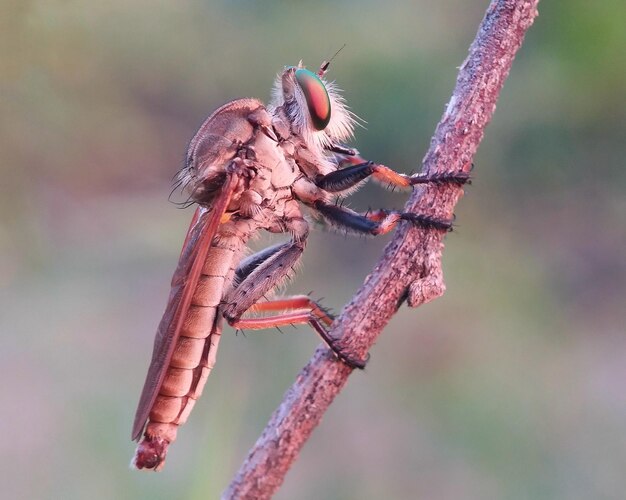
(2, 1), (625, 499)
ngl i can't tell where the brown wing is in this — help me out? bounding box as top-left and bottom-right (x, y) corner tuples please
(132, 172), (238, 440)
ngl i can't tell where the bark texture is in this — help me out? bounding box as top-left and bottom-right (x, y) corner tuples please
(224, 1), (540, 498)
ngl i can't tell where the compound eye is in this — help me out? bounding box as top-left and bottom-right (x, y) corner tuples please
(295, 68), (331, 130)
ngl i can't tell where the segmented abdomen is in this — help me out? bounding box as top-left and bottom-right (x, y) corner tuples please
(134, 240), (240, 470)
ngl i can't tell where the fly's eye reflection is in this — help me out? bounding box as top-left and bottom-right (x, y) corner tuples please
(295, 68), (331, 130)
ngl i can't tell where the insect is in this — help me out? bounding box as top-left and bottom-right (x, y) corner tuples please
(131, 59), (468, 470)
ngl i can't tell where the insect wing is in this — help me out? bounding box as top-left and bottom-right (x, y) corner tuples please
(132, 173), (238, 440)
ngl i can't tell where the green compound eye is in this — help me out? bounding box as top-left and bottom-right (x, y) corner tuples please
(295, 68), (331, 130)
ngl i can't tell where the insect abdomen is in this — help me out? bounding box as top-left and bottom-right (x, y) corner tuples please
(134, 243), (238, 470)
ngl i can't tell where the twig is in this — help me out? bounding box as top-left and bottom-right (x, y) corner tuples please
(224, 1), (540, 498)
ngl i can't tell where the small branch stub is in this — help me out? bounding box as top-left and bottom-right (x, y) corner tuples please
(408, 265), (446, 307)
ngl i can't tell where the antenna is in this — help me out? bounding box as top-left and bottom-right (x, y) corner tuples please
(318, 44), (347, 77)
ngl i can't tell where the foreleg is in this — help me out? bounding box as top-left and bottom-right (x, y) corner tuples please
(316, 160), (470, 193)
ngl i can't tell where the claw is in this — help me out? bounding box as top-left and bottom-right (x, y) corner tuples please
(330, 348), (369, 370)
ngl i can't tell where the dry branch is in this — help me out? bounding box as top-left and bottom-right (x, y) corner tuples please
(224, 1), (540, 498)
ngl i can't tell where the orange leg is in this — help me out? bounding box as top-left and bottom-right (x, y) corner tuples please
(370, 163), (470, 187)
(316, 157), (470, 193)
(228, 295), (366, 369)
(248, 295), (334, 326)
(313, 200), (453, 236)
(370, 164), (412, 187)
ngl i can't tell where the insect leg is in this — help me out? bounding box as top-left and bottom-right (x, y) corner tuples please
(227, 295), (367, 369)
(234, 242), (290, 286)
(325, 142), (357, 156)
(316, 161), (470, 193)
(223, 222), (367, 369)
(313, 201), (452, 236)
(223, 239), (305, 318)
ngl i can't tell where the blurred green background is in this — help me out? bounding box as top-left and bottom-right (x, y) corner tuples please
(2, 1), (625, 499)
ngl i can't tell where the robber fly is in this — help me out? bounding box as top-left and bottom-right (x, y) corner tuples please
(131, 59), (468, 470)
